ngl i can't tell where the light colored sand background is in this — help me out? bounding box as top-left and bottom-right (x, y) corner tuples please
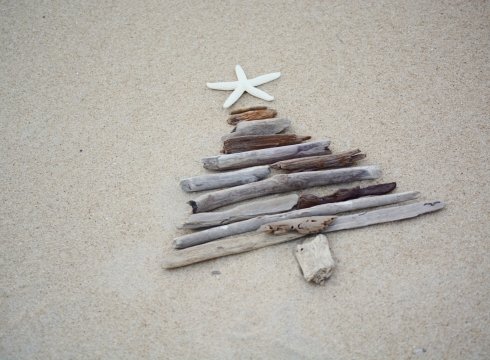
(1, 0), (489, 358)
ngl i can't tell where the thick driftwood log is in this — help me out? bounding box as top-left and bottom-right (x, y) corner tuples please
(190, 165), (380, 213)
(271, 149), (366, 172)
(297, 182), (397, 209)
(179, 166), (270, 192)
(230, 106), (267, 115)
(222, 118), (291, 141)
(227, 108), (277, 125)
(176, 191), (417, 249)
(162, 200), (445, 268)
(223, 134), (311, 154)
(258, 216), (336, 235)
(202, 140), (331, 171)
(295, 234), (335, 285)
(182, 194), (299, 229)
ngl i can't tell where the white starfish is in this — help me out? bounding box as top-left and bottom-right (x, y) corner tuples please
(207, 65), (281, 108)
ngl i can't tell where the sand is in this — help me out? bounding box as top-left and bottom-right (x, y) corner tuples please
(1, 1), (489, 358)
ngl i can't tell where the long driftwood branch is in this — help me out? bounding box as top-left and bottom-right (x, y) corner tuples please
(179, 166), (270, 192)
(190, 165), (381, 213)
(227, 108), (277, 125)
(297, 182), (397, 209)
(162, 200), (445, 268)
(271, 149), (366, 172)
(222, 134), (311, 154)
(202, 140), (331, 171)
(177, 191), (417, 249)
(182, 194), (299, 229)
(222, 118), (291, 141)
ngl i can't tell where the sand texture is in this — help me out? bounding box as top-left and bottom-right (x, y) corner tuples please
(1, 0), (489, 359)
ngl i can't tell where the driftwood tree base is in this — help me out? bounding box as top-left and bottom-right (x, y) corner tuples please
(295, 234), (335, 285)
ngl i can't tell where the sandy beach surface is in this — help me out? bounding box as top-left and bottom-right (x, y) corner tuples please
(1, 1), (489, 358)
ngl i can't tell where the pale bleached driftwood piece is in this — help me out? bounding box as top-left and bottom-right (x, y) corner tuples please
(176, 190), (417, 249)
(179, 166), (270, 192)
(230, 106), (267, 115)
(227, 108), (277, 125)
(221, 118), (291, 141)
(258, 216), (336, 235)
(182, 194), (299, 229)
(271, 149), (366, 172)
(190, 165), (380, 213)
(162, 200), (445, 268)
(202, 140), (331, 171)
(295, 234), (335, 285)
(222, 134), (311, 154)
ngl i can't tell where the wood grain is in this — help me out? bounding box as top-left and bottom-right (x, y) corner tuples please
(229, 105), (267, 115)
(271, 149), (366, 172)
(227, 109), (277, 125)
(222, 134), (311, 154)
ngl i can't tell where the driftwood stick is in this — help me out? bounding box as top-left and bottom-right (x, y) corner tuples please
(297, 182), (397, 209)
(271, 149), (366, 172)
(190, 165), (380, 213)
(179, 166), (270, 192)
(203, 140), (331, 171)
(162, 200), (445, 268)
(176, 191), (416, 249)
(182, 194), (299, 229)
(230, 106), (267, 115)
(295, 234), (335, 285)
(258, 216), (336, 235)
(223, 134), (311, 154)
(222, 118), (291, 141)
(227, 109), (277, 125)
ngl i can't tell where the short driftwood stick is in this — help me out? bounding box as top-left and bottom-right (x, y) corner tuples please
(227, 109), (277, 125)
(258, 216), (336, 235)
(223, 134), (311, 154)
(179, 166), (271, 192)
(222, 118), (291, 141)
(295, 234), (335, 285)
(297, 182), (397, 209)
(190, 165), (381, 213)
(182, 194), (299, 229)
(230, 106), (267, 115)
(202, 140), (331, 171)
(162, 200), (445, 268)
(271, 149), (366, 172)
(176, 191), (417, 249)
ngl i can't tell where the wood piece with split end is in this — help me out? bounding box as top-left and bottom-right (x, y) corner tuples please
(222, 118), (291, 141)
(223, 134), (311, 154)
(227, 109), (277, 125)
(229, 106), (267, 115)
(258, 216), (336, 235)
(297, 182), (397, 209)
(295, 234), (335, 285)
(271, 149), (366, 172)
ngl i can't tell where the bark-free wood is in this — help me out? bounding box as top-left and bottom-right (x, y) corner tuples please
(162, 200), (445, 268)
(176, 190), (416, 249)
(258, 216), (335, 235)
(223, 134), (311, 154)
(190, 165), (380, 213)
(295, 234), (335, 285)
(297, 182), (397, 209)
(227, 108), (277, 125)
(221, 118), (291, 141)
(203, 140), (331, 171)
(230, 106), (267, 115)
(182, 194), (299, 229)
(271, 149), (366, 172)
(179, 166), (270, 192)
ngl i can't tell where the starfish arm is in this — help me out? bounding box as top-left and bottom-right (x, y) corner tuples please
(235, 64), (248, 82)
(245, 85), (274, 101)
(249, 72), (281, 86)
(206, 81), (239, 90)
(223, 86), (245, 108)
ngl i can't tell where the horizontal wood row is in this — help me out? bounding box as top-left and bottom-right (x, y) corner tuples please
(222, 118), (291, 140)
(271, 149), (366, 172)
(227, 108), (277, 125)
(222, 134), (311, 154)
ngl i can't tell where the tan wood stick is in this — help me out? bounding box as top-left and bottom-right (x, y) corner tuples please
(227, 108), (277, 125)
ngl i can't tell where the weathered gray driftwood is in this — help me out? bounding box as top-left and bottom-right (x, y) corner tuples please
(176, 191), (417, 249)
(182, 194), (299, 229)
(271, 149), (366, 172)
(189, 165), (381, 213)
(223, 134), (311, 154)
(221, 118), (291, 141)
(258, 216), (336, 235)
(295, 234), (335, 285)
(162, 200), (445, 268)
(179, 166), (270, 192)
(202, 140), (331, 171)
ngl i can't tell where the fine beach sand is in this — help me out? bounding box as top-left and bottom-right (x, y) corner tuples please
(1, 1), (489, 359)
